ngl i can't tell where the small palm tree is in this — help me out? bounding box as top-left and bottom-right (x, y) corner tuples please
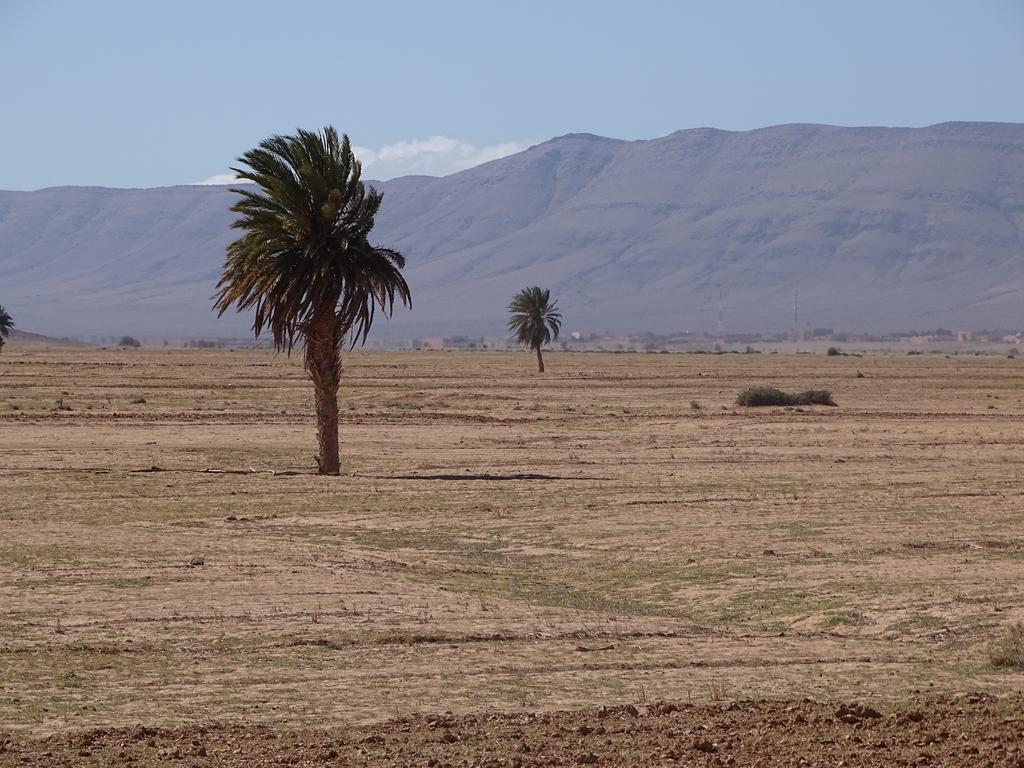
(508, 287), (561, 372)
(214, 127), (411, 475)
(0, 305), (13, 355)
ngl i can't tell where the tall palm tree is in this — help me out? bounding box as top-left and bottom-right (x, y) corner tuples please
(508, 287), (561, 373)
(0, 305), (13, 355)
(214, 127), (411, 475)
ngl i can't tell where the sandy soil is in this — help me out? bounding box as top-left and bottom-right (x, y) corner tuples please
(1, 348), (1022, 761)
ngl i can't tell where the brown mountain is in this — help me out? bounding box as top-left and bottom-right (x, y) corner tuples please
(1, 122), (1022, 338)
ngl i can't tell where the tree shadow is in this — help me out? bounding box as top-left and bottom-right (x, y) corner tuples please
(374, 472), (608, 481)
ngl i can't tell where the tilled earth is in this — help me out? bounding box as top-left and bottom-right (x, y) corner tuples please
(3, 695), (1022, 767)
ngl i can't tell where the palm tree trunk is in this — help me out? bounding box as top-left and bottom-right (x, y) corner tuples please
(305, 312), (342, 475)
(535, 346), (545, 373)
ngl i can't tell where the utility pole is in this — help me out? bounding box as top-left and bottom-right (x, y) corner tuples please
(717, 287), (724, 339)
(793, 288), (800, 350)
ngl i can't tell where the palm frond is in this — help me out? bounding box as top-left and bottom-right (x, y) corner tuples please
(214, 127), (408, 352)
(507, 286), (561, 350)
(0, 305), (14, 339)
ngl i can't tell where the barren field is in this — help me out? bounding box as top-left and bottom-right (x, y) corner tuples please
(1, 348), (1022, 765)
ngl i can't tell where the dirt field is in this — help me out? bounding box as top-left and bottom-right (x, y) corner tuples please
(1, 348), (1022, 764)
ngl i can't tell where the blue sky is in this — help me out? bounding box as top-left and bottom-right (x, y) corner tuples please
(2, 0), (1022, 189)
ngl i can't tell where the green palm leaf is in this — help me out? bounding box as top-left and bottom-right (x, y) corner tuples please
(214, 127), (410, 352)
(0, 305), (14, 353)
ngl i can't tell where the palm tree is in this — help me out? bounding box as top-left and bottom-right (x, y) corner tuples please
(0, 305), (13, 355)
(507, 287), (561, 373)
(214, 127), (411, 475)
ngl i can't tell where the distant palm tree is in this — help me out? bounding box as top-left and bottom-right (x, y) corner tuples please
(0, 305), (13, 355)
(508, 287), (561, 373)
(214, 127), (411, 475)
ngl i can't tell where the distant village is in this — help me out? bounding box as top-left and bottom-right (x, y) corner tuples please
(74, 326), (1023, 354)
(392, 327), (1023, 354)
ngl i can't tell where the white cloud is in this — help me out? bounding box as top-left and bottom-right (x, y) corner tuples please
(192, 173), (249, 186)
(353, 136), (525, 180)
(192, 135), (524, 185)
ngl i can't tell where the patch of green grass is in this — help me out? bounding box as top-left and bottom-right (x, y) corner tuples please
(55, 670), (84, 689)
(348, 526), (512, 563)
(716, 587), (844, 623)
(0, 544), (89, 568)
(989, 623), (1024, 670)
(893, 613), (949, 632)
(676, 561), (761, 585)
(824, 610), (872, 627)
(347, 525), (711, 617)
(444, 564), (679, 618)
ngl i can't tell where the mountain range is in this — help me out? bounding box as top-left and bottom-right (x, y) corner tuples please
(2, 121), (1022, 339)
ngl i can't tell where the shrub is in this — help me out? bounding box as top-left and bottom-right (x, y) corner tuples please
(737, 387), (793, 406)
(827, 346), (840, 356)
(736, 387), (837, 407)
(795, 389), (837, 406)
(119, 335), (142, 348)
(989, 623), (1024, 670)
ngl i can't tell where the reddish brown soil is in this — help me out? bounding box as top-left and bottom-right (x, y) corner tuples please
(3, 695), (1022, 767)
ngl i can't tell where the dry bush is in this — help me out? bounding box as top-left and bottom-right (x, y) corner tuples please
(989, 623), (1024, 670)
(736, 387), (836, 407)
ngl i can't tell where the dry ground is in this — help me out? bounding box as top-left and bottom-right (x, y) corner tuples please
(1, 348), (1022, 764)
